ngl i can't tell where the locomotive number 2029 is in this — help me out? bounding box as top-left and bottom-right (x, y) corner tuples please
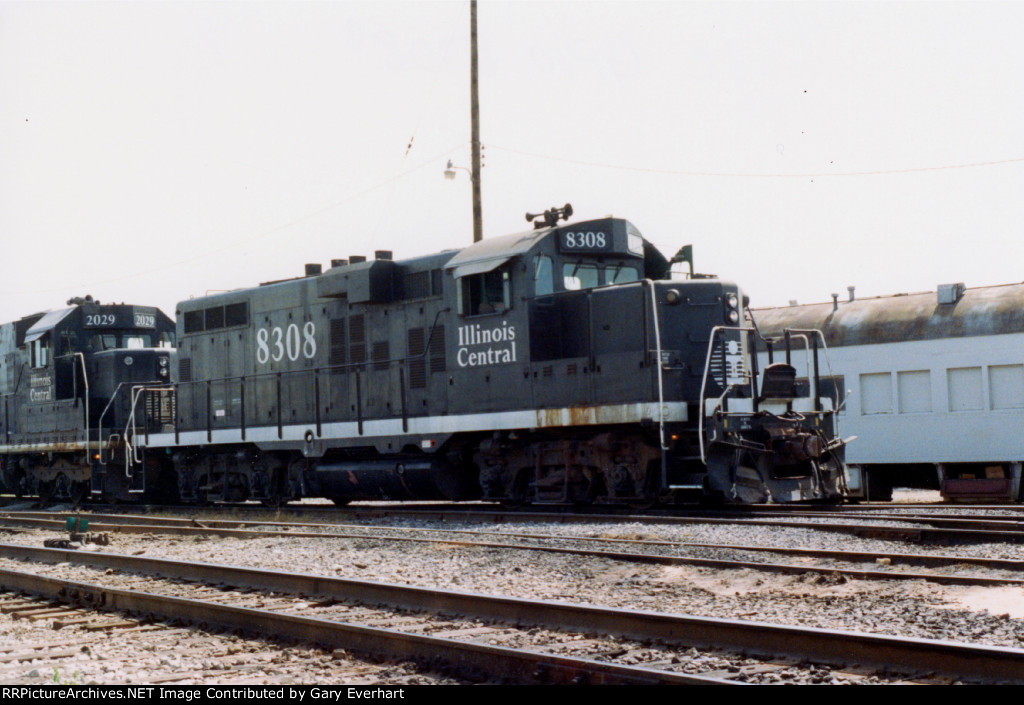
(85, 314), (117, 327)
(256, 322), (317, 364)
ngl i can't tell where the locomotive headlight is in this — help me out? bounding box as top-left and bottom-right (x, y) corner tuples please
(725, 292), (740, 323)
(159, 367), (169, 377)
(159, 357), (168, 367)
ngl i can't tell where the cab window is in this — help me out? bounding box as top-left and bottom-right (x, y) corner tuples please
(563, 263), (599, 291)
(607, 264), (639, 284)
(534, 255), (554, 296)
(562, 261), (638, 290)
(459, 267), (510, 316)
(85, 332), (156, 351)
(30, 337), (49, 369)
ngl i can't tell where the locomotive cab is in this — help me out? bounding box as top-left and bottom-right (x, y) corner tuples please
(0, 299), (176, 503)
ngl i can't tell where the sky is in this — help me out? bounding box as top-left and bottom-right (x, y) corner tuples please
(2, 0), (1022, 323)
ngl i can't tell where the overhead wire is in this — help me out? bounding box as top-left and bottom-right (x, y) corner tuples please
(16, 138), (1021, 296)
(15, 144), (467, 295)
(486, 144), (1024, 178)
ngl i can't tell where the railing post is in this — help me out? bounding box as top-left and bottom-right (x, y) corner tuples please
(174, 383), (180, 445)
(240, 376), (246, 441)
(276, 373), (282, 440)
(400, 365), (408, 433)
(206, 380), (212, 443)
(314, 371), (322, 437)
(356, 371), (363, 436)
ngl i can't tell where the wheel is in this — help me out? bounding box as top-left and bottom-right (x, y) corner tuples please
(626, 496), (658, 511)
(68, 481), (90, 508)
(36, 479), (56, 507)
(499, 469), (532, 509)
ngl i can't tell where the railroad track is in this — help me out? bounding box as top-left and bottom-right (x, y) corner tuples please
(0, 593), (457, 685)
(724, 509), (1024, 532)
(1, 545), (1021, 684)
(3, 506), (1024, 544)
(2, 511), (1023, 588)
(39, 499), (1024, 513)
(11, 499), (1024, 533)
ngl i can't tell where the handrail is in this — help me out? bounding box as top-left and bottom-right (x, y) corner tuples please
(698, 325), (756, 464)
(74, 353), (89, 462)
(699, 326), (843, 465)
(776, 327), (844, 433)
(645, 280), (667, 452)
(174, 309), (451, 390)
(96, 382), (129, 465)
(125, 384), (175, 469)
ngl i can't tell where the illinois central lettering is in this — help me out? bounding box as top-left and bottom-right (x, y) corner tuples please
(456, 321), (517, 367)
(29, 374), (52, 402)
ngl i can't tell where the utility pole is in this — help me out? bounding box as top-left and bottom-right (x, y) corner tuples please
(470, 0), (483, 242)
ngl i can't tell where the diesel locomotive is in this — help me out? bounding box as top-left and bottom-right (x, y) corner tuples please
(0, 209), (849, 506)
(130, 208), (848, 506)
(0, 296), (176, 503)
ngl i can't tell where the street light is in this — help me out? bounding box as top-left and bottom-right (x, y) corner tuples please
(444, 159), (472, 181)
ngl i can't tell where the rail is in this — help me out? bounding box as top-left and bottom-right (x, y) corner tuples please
(1, 543), (1022, 682)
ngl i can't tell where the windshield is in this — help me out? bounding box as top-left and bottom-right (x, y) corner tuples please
(562, 262), (639, 291)
(86, 332), (158, 351)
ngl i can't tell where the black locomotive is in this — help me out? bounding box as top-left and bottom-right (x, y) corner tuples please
(0, 297), (176, 503)
(136, 209), (848, 506)
(0, 210), (849, 506)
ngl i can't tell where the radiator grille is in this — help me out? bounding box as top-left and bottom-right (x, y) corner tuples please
(429, 325), (446, 373)
(408, 328), (426, 389)
(329, 318), (346, 371)
(372, 341), (390, 371)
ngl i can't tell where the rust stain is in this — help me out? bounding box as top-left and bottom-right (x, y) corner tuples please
(537, 406), (609, 428)
(569, 406), (597, 426)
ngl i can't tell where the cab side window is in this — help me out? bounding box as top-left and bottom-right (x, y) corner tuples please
(30, 337), (49, 369)
(459, 267), (510, 316)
